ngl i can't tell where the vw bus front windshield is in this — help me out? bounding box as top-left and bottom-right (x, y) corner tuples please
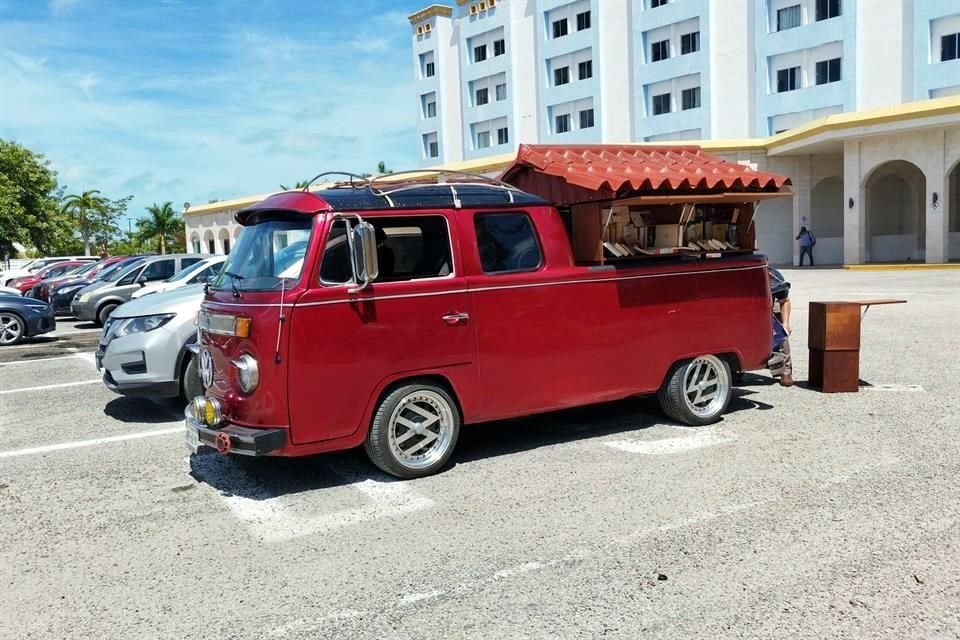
(212, 219), (312, 292)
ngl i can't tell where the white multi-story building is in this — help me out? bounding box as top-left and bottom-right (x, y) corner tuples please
(405, 0), (960, 265)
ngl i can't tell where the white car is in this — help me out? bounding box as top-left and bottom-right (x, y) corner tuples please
(131, 256), (225, 299)
(0, 286), (22, 296)
(1, 256), (97, 286)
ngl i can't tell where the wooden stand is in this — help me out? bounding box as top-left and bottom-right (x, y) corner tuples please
(808, 299), (906, 393)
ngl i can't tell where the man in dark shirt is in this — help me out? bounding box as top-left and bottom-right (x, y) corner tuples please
(768, 267), (794, 387)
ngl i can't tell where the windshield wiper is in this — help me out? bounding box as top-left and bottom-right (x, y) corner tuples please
(224, 271), (244, 298)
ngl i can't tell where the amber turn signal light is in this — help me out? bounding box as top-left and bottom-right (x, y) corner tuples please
(234, 316), (252, 338)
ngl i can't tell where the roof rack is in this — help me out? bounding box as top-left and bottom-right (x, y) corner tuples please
(301, 171), (371, 192)
(368, 169), (524, 209)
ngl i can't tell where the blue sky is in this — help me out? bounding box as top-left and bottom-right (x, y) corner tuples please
(0, 0), (426, 222)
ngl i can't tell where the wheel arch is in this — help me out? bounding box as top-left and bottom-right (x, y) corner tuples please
(658, 350), (744, 389)
(361, 371), (465, 438)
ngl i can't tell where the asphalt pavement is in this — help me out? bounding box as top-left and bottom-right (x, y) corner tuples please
(1, 269), (958, 640)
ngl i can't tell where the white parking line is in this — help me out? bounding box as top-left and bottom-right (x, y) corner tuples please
(604, 429), (734, 454)
(0, 379), (101, 395)
(0, 427), (184, 459)
(0, 353), (94, 366)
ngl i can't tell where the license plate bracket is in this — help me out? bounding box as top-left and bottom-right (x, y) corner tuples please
(185, 423), (199, 454)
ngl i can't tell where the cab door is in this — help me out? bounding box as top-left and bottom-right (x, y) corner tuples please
(286, 211), (477, 444)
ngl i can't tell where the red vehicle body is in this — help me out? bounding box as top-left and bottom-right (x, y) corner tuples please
(9, 261), (89, 294)
(187, 182), (772, 478)
(29, 256), (129, 301)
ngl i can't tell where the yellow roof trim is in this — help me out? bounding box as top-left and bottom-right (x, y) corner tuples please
(408, 4), (453, 24)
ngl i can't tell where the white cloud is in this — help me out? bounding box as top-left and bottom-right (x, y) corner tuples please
(48, 0), (81, 17)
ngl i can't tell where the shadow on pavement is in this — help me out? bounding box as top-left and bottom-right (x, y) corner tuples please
(103, 396), (184, 424)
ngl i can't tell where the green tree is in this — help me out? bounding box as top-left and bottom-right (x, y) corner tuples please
(0, 139), (62, 259)
(88, 195), (133, 256)
(280, 180), (309, 190)
(61, 189), (109, 256)
(137, 201), (183, 255)
(376, 161), (392, 175)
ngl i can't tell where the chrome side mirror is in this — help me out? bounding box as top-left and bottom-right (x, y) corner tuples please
(348, 221), (379, 293)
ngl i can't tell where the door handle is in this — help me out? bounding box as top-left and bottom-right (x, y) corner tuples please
(442, 312), (469, 326)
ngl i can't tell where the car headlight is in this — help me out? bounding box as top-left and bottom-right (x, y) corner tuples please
(232, 354), (259, 394)
(78, 292), (93, 303)
(59, 285), (84, 297)
(113, 313), (175, 338)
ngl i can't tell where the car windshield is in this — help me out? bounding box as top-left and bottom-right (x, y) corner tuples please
(166, 259), (211, 283)
(71, 262), (98, 276)
(212, 219), (311, 291)
(103, 258), (146, 283)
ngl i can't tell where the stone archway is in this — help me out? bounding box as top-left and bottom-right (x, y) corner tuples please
(190, 232), (201, 254)
(863, 160), (926, 263)
(948, 160), (960, 261)
(810, 176), (843, 264)
(218, 228), (232, 255)
(202, 230), (215, 255)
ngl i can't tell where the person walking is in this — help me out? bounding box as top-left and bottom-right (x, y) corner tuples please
(796, 226), (816, 266)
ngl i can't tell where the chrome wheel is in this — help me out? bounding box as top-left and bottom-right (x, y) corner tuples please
(386, 390), (455, 472)
(681, 355), (730, 418)
(0, 313), (25, 345)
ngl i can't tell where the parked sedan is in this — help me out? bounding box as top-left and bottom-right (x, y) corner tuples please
(29, 255), (131, 301)
(131, 255), (225, 299)
(96, 284), (203, 400)
(49, 256), (146, 315)
(0, 295), (56, 346)
(72, 254), (209, 326)
(0, 255), (97, 286)
(8, 261), (89, 294)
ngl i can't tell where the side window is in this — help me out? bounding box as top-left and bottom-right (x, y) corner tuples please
(319, 216), (453, 285)
(474, 213), (542, 273)
(188, 264), (219, 284)
(141, 259), (176, 282)
(181, 257), (203, 269)
(118, 266), (143, 286)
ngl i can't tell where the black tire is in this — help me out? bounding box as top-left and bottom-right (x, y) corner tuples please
(96, 302), (118, 327)
(179, 352), (203, 403)
(0, 312), (27, 346)
(364, 381), (461, 479)
(657, 355), (733, 426)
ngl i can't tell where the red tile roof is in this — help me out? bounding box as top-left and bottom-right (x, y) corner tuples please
(499, 144), (791, 205)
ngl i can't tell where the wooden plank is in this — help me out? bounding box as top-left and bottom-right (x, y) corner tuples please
(570, 202), (602, 263)
(809, 302), (861, 351)
(613, 192), (793, 207)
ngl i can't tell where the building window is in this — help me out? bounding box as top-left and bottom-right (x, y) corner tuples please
(777, 66), (801, 92)
(497, 127), (509, 145)
(423, 133), (439, 159)
(776, 5), (801, 31)
(681, 32), (700, 55)
(223, 239), (230, 255)
(943, 33), (960, 62)
(495, 82), (507, 101)
(651, 40), (670, 62)
(477, 130), (491, 149)
(425, 62), (435, 78)
(577, 10), (591, 31)
(494, 39), (506, 56)
(815, 0), (840, 21)
(652, 93), (671, 115)
(429, 141), (439, 158)
(815, 58), (841, 84)
(475, 87), (489, 105)
(555, 113), (571, 133)
(554, 66), (570, 86)
(552, 18), (568, 38)
(579, 108), (595, 129)
(578, 60), (593, 80)
(427, 101), (437, 117)
(474, 44), (487, 62)
(681, 87), (701, 110)
(208, 239), (216, 254)
(650, 0), (668, 7)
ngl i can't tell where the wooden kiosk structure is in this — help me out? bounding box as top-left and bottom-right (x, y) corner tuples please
(499, 144), (793, 263)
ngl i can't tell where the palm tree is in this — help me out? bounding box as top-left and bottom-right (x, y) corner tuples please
(61, 190), (108, 256)
(280, 180), (310, 190)
(137, 202), (183, 255)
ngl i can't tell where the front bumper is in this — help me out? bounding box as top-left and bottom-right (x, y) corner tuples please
(71, 297), (97, 321)
(23, 306), (56, 337)
(97, 323), (182, 398)
(184, 410), (287, 456)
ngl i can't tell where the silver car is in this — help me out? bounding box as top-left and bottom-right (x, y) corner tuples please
(72, 254), (211, 326)
(95, 284), (204, 400)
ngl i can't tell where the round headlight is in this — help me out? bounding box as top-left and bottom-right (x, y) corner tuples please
(233, 354), (259, 394)
(191, 396), (223, 427)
